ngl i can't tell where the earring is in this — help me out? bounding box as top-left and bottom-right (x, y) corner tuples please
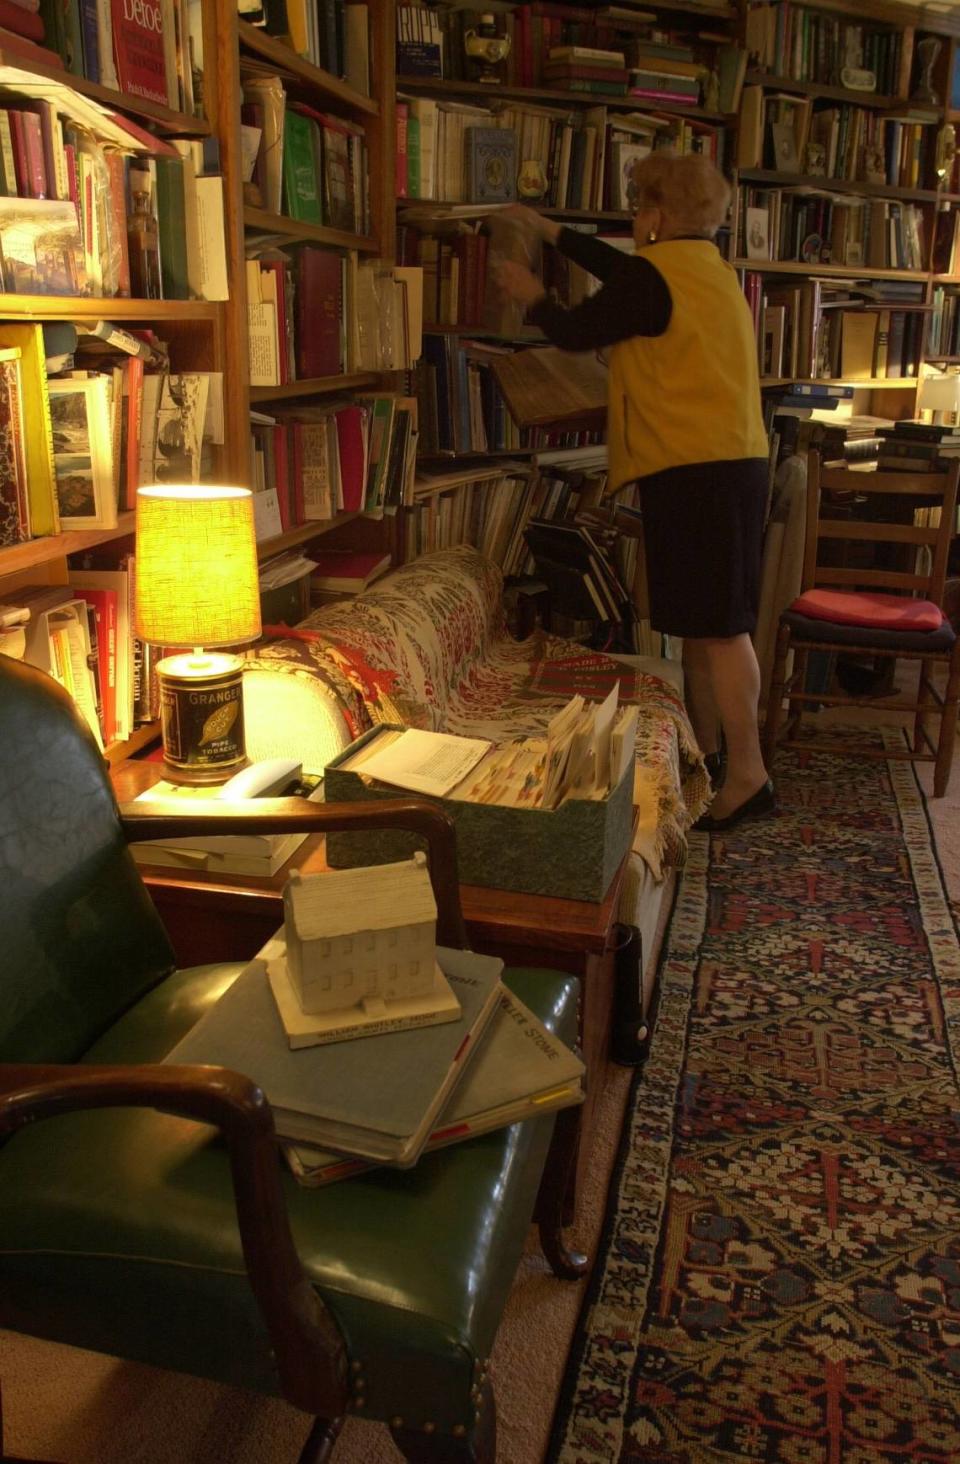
(647, 231), (657, 242)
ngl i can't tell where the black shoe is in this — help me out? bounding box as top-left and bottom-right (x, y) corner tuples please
(693, 779), (776, 834)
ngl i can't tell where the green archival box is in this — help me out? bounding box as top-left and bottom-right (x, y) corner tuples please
(323, 725), (635, 903)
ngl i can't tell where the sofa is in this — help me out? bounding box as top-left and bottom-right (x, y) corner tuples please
(244, 545), (709, 1014)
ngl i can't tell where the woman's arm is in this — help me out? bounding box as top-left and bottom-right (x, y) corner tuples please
(553, 225), (640, 282)
(527, 255), (671, 350)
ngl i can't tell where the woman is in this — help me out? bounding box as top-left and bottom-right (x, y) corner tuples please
(496, 152), (774, 832)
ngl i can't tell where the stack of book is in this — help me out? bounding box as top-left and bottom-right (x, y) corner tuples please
(627, 37), (702, 106)
(545, 45), (629, 95)
(165, 940), (584, 1183)
(875, 421), (960, 474)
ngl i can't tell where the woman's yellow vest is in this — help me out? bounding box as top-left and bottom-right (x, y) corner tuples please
(606, 239), (768, 493)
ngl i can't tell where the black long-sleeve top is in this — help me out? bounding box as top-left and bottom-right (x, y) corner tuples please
(526, 227), (673, 350)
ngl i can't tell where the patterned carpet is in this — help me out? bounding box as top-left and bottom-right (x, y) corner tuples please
(549, 731), (960, 1464)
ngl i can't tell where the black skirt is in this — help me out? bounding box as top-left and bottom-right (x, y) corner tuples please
(637, 458), (769, 639)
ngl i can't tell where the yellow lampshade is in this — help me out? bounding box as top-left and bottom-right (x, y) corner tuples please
(917, 372), (960, 415)
(135, 484), (261, 649)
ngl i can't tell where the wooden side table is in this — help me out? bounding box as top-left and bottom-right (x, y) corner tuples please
(112, 760), (633, 1202)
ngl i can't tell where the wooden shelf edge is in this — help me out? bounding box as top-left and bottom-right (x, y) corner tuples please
(399, 201), (631, 221)
(745, 69), (904, 109)
(251, 373), (380, 402)
(256, 512), (363, 560)
(0, 296), (221, 320)
(395, 76), (726, 121)
(0, 513), (136, 580)
(237, 20), (379, 115)
(737, 168), (958, 204)
(0, 46), (210, 135)
(733, 259), (927, 280)
(244, 207), (377, 251)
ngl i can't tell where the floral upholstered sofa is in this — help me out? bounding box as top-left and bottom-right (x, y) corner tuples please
(245, 547), (708, 934)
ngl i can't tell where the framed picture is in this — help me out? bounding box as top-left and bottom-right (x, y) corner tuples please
(804, 141), (827, 177)
(746, 206), (770, 261)
(770, 121), (800, 173)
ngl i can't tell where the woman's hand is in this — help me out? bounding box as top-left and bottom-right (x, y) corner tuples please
(494, 260), (546, 308)
(499, 204), (561, 245)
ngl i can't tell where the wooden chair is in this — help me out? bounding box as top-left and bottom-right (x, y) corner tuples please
(763, 450), (960, 797)
(0, 655), (585, 1464)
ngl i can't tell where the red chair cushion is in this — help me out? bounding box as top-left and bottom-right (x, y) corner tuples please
(789, 589), (945, 633)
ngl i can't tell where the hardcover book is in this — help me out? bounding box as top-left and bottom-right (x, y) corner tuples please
(465, 126), (517, 205)
(0, 344), (26, 547)
(47, 373), (116, 530)
(111, 0), (169, 105)
(285, 984), (586, 1184)
(0, 196), (86, 295)
(165, 943), (505, 1165)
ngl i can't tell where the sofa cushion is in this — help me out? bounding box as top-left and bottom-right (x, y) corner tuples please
(0, 962), (578, 1435)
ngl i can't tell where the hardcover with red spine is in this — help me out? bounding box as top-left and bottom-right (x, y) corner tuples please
(297, 245), (343, 379)
(110, 0), (168, 105)
(334, 403), (367, 513)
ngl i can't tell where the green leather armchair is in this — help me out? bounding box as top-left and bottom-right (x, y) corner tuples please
(0, 657), (585, 1464)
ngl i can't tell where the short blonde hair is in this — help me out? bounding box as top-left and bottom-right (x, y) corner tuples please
(630, 153), (731, 237)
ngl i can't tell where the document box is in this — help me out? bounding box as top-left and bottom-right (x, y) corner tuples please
(323, 725), (635, 903)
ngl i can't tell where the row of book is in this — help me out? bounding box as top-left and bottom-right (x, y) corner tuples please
(742, 272), (927, 380)
(744, 2), (906, 96)
(249, 392), (418, 535)
(241, 72), (368, 234)
(928, 286), (960, 363)
(9, 556), (161, 747)
(0, 318), (220, 547)
(243, 0), (370, 97)
(396, 2), (731, 98)
(738, 87), (941, 192)
(247, 248), (423, 387)
(16, 0), (203, 116)
(0, 69), (227, 300)
(395, 94), (724, 209)
(738, 189), (927, 273)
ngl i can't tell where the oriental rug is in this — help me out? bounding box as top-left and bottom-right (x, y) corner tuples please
(549, 729), (960, 1464)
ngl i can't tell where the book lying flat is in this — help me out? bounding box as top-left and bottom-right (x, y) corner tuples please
(285, 985), (585, 1186)
(165, 943), (504, 1166)
(339, 726), (492, 797)
(492, 346), (608, 429)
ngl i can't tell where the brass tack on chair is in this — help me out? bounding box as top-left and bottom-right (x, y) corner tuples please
(391, 1417), (404, 1429)
(453, 1424), (467, 1437)
(351, 1359), (363, 1372)
(423, 1422), (436, 1434)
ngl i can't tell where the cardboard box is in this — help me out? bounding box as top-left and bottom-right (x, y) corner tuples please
(323, 725), (634, 903)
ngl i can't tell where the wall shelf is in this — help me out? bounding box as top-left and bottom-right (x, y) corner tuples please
(244, 208), (378, 251)
(256, 513), (364, 561)
(250, 374), (380, 402)
(734, 259), (927, 279)
(0, 297), (221, 321)
(745, 69), (904, 108)
(2, 514), (135, 578)
(0, 44), (211, 135)
(396, 76), (727, 122)
(737, 168), (960, 205)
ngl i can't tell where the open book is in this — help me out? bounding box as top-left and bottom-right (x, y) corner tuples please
(492, 345), (608, 430)
(337, 727), (492, 797)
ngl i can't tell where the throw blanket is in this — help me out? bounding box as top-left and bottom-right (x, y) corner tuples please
(252, 548), (707, 874)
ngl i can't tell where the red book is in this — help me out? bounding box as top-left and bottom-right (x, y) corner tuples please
(111, 0), (168, 105)
(122, 356), (143, 510)
(297, 245), (343, 379)
(8, 109), (46, 198)
(0, 23), (64, 67)
(0, 1), (43, 41)
(333, 403), (367, 513)
(105, 113), (179, 157)
(72, 587), (117, 745)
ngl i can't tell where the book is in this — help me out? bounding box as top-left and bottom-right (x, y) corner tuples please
(164, 942), (505, 1165)
(285, 984), (586, 1185)
(465, 126), (517, 205)
(0, 344), (26, 547)
(128, 770), (325, 876)
(492, 345), (607, 430)
(0, 195), (85, 294)
(310, 549), (391, 592)
(47, 373), (116, 530)
(111, 0), (169, 105)
(339, 726), (492, 797)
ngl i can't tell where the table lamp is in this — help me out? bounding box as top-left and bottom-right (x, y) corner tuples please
(135, 484), (262, 784)
(917, 371), (960, 427)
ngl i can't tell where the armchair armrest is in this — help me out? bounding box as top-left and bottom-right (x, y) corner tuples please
(120, 795), (468, 948)
(0, 1060), (348, 1418)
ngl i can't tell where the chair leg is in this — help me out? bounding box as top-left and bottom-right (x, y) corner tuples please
(915, 658), (933, 754)
(390, 1381), (496, 1464)
(763, 622), (791, 766)
(933, 651), (960, 797)
(534, 1102), (589, 1280)
(298, 1415), (344, 1464)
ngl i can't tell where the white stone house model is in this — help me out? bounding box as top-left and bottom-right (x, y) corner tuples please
(282, 852), (438, 1017)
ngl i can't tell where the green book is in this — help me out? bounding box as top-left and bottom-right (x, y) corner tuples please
(282, 110), (323, 224)
(153, 157), (190, 301)
(407, 112), (421, 198)
(165, 941), (504, 1166)
(363, 394), (396, 510)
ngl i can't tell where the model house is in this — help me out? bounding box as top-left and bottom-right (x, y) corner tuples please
(282, 853), (438, 1015)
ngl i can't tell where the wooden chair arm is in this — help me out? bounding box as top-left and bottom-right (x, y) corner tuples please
(120, 794), (468, 948)
(0, 1060), (348, 1418)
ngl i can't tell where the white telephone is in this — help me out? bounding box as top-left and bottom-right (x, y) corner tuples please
(217, 758), (304, 800)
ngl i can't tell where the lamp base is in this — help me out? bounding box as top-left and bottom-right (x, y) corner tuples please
(156, 651), (249, 785)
